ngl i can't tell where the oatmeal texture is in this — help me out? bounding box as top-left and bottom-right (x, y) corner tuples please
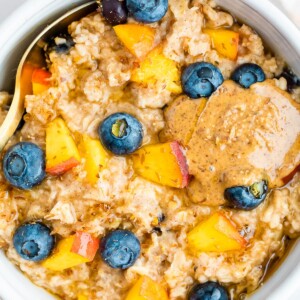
(0, 0), (299, 300)
(0, 92), (10, 124)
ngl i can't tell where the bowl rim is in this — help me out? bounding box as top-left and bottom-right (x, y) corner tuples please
(243, 0), (300, 56)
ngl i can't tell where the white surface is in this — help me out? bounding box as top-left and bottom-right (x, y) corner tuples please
(0, 0), (299, 300)
(279, 0), (300, 28)
(0, 0), (23, 22)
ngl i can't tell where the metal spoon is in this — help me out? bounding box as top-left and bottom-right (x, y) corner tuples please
(0, 0), (98, 151)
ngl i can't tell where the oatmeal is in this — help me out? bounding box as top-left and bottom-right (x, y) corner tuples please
(0, 0), (299, 300)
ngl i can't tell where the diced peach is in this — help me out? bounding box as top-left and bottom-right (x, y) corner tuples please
(125, 276), (169, 300)
(78, 295), (88, 300)
(21, 63), (36, 96)
(42, 236), (90, 271)
(32, 68), (52, 85)
(46, 118), (81, 175)
(131, 46), (182, 94)
(78, 134), (109, 184)
(46, 158), (79, 176)
(282, 165), (300, 185)
(32, 68), (52, 95)
(114, 24), (156, 60)
(32, 83), (49, 95)
(187, 212), (247, 253)
(132, 141), (189, 188)
(203, 29), (239, 60)
(71, 231), (100, 261)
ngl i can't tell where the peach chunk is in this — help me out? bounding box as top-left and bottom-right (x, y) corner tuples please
(131, 46), (182, 94)
(42, 236), (90, 271)
(46, 118), (81, 175)
(71, 231), (100, 261)
(132, 141), (189, 188)
(78, 134), (109, 184)
(282, 165), (300, 185)
(21, 63), (36, 96)
(203, 29), (239, 60)
(32, 68), (52, 95)
(187, 212), (246, 253)
(114, 24), (156, 59)
(125, 276), (169, 300)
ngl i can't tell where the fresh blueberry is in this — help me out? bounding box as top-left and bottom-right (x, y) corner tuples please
(102, 0), (128, 25)
(224, 180), (268, 210)
(231, 63), (266, 88)
(100, 229), (141, 269)
(3, 142), (46, 190)
(13, 222), (55, 262)
(278, 68), (300, 93)
(98, 113), (143, 155)
(45, 33), (75, 55)
(189, 282), (229, 300)
(181, 62), (224, 98)
(126, 0), (168, 23)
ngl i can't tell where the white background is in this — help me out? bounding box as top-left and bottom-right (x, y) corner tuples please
(0, 0), (299, 300)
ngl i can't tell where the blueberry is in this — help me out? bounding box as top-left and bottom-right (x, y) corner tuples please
(279, 68), (300, 93)
(231, 63), (266, 88)
(45, 33), (75, 55)
(13, 222), (55, 262)
(100, 230), (141, 269)
(126, 0), (168, 23)
(98, 113), (143, 155)
(224, 180), (268, 210)
(189, 282), (229, 300)
(3, 142), (46, 190)
(102, 0), (128, 25)
(181, 62), (224, 98)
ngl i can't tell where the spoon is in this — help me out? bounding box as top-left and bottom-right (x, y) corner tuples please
(0, 0), (98, 151)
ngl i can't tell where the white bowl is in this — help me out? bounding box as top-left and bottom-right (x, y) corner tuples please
(0, 0), (299, 299)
